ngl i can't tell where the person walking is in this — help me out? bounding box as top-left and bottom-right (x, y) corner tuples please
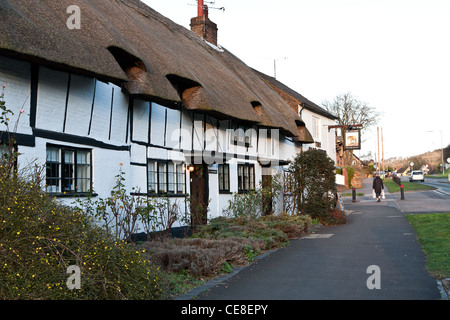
(373, 174), (384, 202)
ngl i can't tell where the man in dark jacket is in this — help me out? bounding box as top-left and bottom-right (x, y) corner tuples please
(373, 174), (384, 202)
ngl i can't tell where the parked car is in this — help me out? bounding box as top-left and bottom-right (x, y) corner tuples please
(409, 170), (425, 182)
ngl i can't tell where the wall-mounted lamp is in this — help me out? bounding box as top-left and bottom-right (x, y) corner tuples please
(186, 165), (195, 172)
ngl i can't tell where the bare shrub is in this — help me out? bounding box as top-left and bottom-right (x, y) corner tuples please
(143, 238), (265, 277)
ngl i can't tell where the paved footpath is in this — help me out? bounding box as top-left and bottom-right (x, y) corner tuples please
(182, 180), (443, 300)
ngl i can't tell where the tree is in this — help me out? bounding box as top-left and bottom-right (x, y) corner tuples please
(444, 144), (450, 164)
(322, 92), (381, 167)
(322, 92), (380, 134)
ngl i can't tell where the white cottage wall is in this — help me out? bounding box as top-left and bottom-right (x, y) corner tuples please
(130, 143), (148, 193)
(192, 113), (204, 151)
(180, 109), (193, 151)
(0, 56), (32, 136)
(278, 136), (299, 163)
(109, 87), (129, 144)
(35, 67), (69, 133)
(64, 74), (95, 136)
(217, 120), (230, 154)
(204, 116), (218, 152)
(150, 103), (166, 147)
(132, 99), (150, 144)
(302, 109), (337, 164)
(165, 107), (181, 149)
(89, 80), (115, 142)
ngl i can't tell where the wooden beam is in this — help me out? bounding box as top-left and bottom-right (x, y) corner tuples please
(327, 124), (362, 132)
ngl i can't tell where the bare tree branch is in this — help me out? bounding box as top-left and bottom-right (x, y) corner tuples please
(322, 92), (381, 134)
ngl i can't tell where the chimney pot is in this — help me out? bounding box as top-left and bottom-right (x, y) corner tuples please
(198, 0), (206, 17)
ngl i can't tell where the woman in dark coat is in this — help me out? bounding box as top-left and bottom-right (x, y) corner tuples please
(373, 174), (384, 202)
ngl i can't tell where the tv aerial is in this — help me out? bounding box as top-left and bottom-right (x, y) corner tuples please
(188, 1), (225, 13)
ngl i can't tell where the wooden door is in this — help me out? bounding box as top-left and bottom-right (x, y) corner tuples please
(190, 164), (208, 226)
(262, 174), (273, 216)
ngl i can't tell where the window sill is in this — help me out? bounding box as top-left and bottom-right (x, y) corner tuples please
(49, 192), (98, 198)
(146, 193), (187, 198)
(238, 190), (256, 194)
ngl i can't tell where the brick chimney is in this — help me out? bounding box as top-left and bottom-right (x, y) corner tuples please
(190, 0), (218, 46)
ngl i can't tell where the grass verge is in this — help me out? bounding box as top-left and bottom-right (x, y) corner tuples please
(341, 192), (365, 197)
(384, 178), (435, 193)
(406, 213), (450, 279)
(425, 168), (450, 179)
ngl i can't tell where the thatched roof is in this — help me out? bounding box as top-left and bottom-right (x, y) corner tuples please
(255, 71), (338, 120)
(0, 0), (312, 138)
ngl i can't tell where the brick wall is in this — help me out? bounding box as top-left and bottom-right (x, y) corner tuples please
(190, 16), (218, 46)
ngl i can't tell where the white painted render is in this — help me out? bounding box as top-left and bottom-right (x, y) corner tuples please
(0, 56), (32, 136)
(36, 67), (70, 133)
(302, 108), (337, 163)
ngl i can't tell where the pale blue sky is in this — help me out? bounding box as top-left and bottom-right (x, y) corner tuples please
(143, 0), (450, 160)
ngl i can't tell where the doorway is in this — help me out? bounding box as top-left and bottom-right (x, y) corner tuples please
(261, 174), (273, 215)
(190, 164), (208, 226)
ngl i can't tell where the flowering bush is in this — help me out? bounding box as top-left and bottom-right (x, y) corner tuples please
(0, 161), (163, 300)
(0, 92), (163, 300)
(0, 163), (163, 299)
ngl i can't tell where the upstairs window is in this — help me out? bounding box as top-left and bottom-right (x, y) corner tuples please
(46, 145), (92, 194)
(312, 116), (321, 140)
(231, 124), (253, 147)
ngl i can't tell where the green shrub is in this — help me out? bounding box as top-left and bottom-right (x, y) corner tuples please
(287, 149), (337, 221)
(223, 174), (282, 219)
(223, 190), (263, 219)
(193, 214), (312, 249)
(259, 213), (313, 239)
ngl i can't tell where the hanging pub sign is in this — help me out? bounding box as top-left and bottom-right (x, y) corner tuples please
(343, 129), (361, 150)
